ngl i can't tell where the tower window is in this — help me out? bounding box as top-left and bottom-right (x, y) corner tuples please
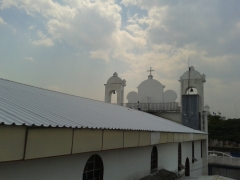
(151, 146), (158, 173)
(178, 143), (182, 171)
(83, 154), (104, 180)
(192, 142), (194, 163)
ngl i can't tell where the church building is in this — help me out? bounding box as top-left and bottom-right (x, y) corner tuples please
(0, 67), (208, 179)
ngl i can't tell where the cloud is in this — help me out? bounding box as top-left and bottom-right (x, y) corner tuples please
(0, 0), (17, 9)
(31, 31), (54, 47)
(1, 0), (125, 55)
(90, 49), (110, 62)
(121, 0), (136, 6)
(25, 56), (35, 62)
(0, 0), (75, 18)
(46, 1), (122, 49)
(121, 1), (240, 59)
(148, 2), (240, 56)
(28, 25), (36, 30)
(0, 17), (6, 25)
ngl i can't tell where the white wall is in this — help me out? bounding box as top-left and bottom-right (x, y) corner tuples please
(157, 143), (178, 171)
(181, 141), (205, 176)
(157, 141), (205, 176)
(191, 141), (203, 176)
(0, 146), (152, 180)
(0, 142), (206, 180)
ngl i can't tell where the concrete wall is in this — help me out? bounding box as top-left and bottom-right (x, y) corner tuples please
(127, 141), (207, 177)
(190, 141), (203, 176)
(202, 139), (208, 175)
(25, 128), (73, 159)
(209, 156), (240, 167)
(0, 125), (207, 164)
(157, 143), (178, 171)
(0, 142), (206, 180)
(0, 146), (150, 180)
(0, 125), (26, 161)
(156, 112), (182, 124)
(0, 125), (208, 179)
(181, 140), (205, 176)
(209, 165), (240, 180)
(209, 153), (240, 179)
(73, 129), (102, 153)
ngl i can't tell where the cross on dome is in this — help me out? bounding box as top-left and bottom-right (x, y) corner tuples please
(147, 67), (154, 75)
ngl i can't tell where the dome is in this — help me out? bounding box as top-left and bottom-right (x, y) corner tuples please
(126, 91), (138, 103)
(163, 90), (177, 102)
(138, 78), (164, 89)
(107, 72), (123, 84)
(180, 66), (203, 80)
(137, 77), (165, 103)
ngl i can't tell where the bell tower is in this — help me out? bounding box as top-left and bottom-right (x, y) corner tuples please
(104, 72), (126, 105)
(179, 66), (206, 131)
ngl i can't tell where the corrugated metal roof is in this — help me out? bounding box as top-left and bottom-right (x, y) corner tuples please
(0, 78), (205, 133)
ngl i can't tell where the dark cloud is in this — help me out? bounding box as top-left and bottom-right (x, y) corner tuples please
(147, 1), (240, 56)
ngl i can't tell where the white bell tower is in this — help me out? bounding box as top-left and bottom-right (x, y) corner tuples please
(104, 72), (126, 105)
(179, 66), (206, 131)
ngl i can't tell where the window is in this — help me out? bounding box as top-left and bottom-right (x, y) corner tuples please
(151, 146), (158, 173)
(178, 143), (182, 171)
(201, 140), (203, 158)
(192, 142), (194, 163)
(185, 158), (190, 176)
(83, 154), (104, 180)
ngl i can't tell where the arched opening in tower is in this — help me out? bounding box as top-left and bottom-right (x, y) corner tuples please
(186, 87), (198, 95)
(110, 90), (117, 104)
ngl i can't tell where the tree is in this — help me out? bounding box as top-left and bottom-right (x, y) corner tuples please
(208, 115), (240, 143)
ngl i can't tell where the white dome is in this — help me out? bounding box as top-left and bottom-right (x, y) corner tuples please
(180, 66), (203, 80)
(107, 72), (123, 84)
(163, 90), (177, 102)
(137, 78), (164, 103)
(138, 79), (163, 89)
(126, 91), (138, 103)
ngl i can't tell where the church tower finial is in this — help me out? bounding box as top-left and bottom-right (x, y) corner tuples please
(147, 67), (154, 79)
(147, 67), (154, 75)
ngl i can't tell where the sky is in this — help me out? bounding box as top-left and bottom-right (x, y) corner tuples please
(0, 0), (240, 119)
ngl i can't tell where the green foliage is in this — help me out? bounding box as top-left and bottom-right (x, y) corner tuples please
(208, 115), (240, 143)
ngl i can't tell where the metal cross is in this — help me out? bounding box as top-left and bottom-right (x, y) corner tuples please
(147, 67), (154, 75)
